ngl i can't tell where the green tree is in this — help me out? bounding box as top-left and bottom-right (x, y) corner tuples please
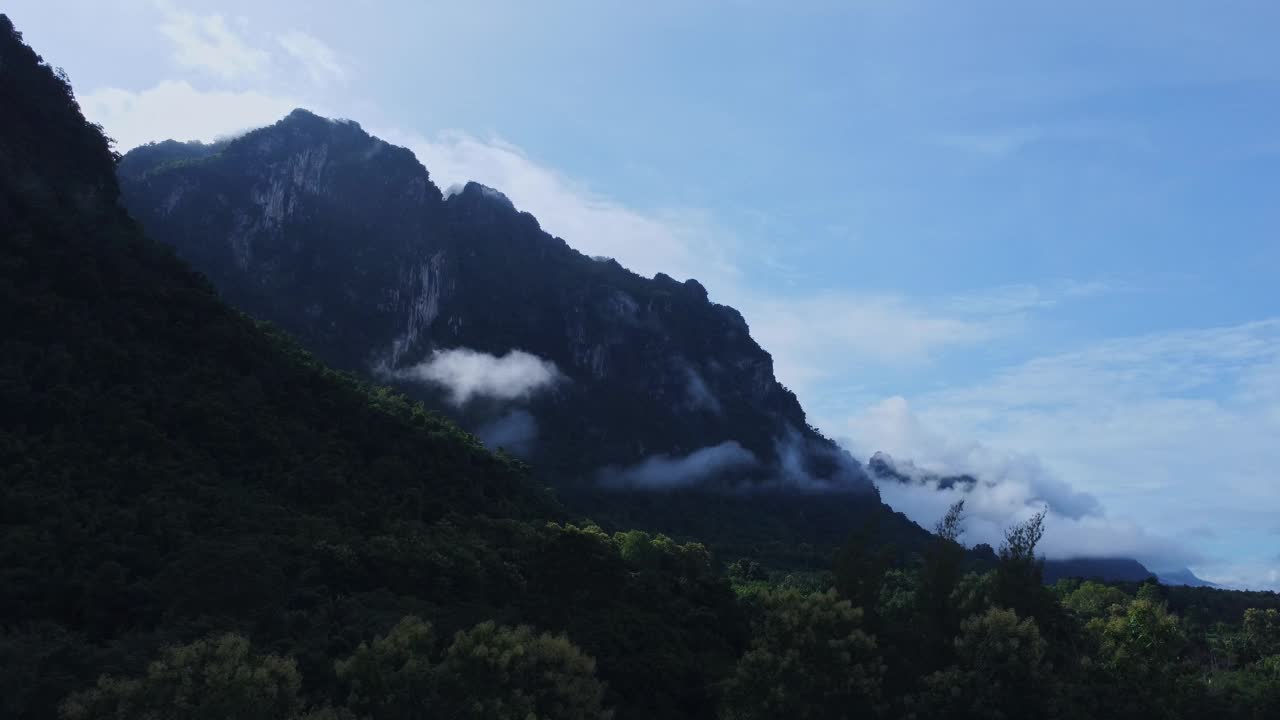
(990, 510), (1075, 661)
(720, 588), (883, 720)
(916, 501), (969, 666)
(912, 607), (1051, 720)
(1200, 654), (1280, 718)
(435, 621), (610, 720)
(1241, 608), (1280, 663)
(1087, 598), (1190, 719)
(60, 634), (304, 720)
(1136, 581), (1164, 604)
(992, 510), (1046, 614)
(334, 616), (438, 720)
(1064, 582), (1131, 619)
(833, 518), (893, 619)
(726, 558), (768, 585)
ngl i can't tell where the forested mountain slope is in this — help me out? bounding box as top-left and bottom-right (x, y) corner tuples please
(7, 15), (1280, 720)
(0, 17), (743, 720)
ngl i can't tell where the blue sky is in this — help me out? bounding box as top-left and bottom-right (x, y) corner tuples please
(12, 0), (1280, 587)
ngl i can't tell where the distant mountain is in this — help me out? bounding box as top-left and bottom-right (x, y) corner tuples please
(1042, 557), (1157, 585)
(1039, 559), (1217, 588)
(118, 110), (867, 495)
(1157, 567), (1219, 588)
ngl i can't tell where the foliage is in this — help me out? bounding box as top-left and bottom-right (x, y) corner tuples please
(833, 517), (894, 618)
(60, 634), (305, 720)
(61, 620), (609, 720)
(0, 17), (740, 720)
(334, 616), (438, 719)
(916, 501), (970, 666)
(436, 621), (610, 720)
(1086, 598), (1189, 718)
(1063, 581), (1132, 619)
(7, 12), (1280, 720)
(1240, 608), (1280, 662)
(912, 608), (1050, 720)
(719, 589), (883, 720)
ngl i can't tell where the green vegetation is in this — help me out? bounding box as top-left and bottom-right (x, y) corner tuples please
(0, 17), (739, 720)
(3, 13), (1280, 720)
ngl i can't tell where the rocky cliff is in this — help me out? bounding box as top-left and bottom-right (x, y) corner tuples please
(119, 109), (871, 493)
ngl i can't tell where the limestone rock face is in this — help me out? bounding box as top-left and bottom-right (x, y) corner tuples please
(120, 109), (870, 492)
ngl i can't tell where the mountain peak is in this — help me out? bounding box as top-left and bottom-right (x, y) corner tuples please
(452, 180), (515, 209)
(218, 107), (379, 163)
(118, 109), (852, 491)
(281, 107), (364, 133)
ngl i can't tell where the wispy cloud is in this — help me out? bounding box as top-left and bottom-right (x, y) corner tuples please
(598, 442), (758, 489)
(476, 409), (539, 457)
(838, 319), (1280, 587)
(852, 395), (1198, 569)
(156, 6), (269, 81)
(944, 280), (1113, 315)
(384, 348), (562, 406)
(80, 8), (348, 150)
(932, 123), (1154, 158)
(740, 293), (1012, 390)
(278, 30), (347, 87)
(379, 128), (741, 286)
(934, 127), (1050, 158)
(80, 81), (301, 150)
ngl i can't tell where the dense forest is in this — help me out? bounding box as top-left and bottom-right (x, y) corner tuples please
(3, 14), (1280, 719)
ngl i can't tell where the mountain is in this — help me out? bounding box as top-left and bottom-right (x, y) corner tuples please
(0, 17), (744, 720)
(1157, 567), (1219, 588)
(1041, 557), (1157, 585)
(116, 109), (868, 494)
(114, 109), (949, 568)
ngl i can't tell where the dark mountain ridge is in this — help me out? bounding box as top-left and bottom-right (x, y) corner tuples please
(118, 108), (868, 493)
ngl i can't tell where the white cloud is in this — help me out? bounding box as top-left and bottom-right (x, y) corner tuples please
(387, 348), (561, 405)
(598, 442), (758, 489)
(278, 30), (347, 87)
(934, 127), (1049, 157)
(738, 279), (1115, 393)
(79, 9), (350, 152)
(854, 396), (1197, 568)
(855, 396), (1101, 520)
(158, 8), (269, 80)
(740, 293), (1011, 391)
(876, 478), (1199, 571)
(379, 128), (742, 286)
(682, 366), (722, 415)
(932, 123), (1153, 158)
(943, 279), (1113, 315)
(839, 319), (1280, 587)
(79, 81), (302, 151)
